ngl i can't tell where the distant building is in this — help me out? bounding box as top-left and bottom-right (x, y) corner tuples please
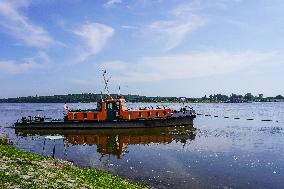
(179, 97), (186, 101)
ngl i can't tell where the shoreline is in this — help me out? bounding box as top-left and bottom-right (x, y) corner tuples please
(0, 101), (284, 104)
(0, 135), (147, 189)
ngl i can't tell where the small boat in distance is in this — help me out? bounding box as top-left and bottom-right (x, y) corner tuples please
(14, 70), (196, 129)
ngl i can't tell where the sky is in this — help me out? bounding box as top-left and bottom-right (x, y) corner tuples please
(0, 0), (283, 98)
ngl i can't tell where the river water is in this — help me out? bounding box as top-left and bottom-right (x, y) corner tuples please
(0, 102), (284, 188)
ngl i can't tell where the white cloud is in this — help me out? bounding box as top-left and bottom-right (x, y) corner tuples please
(73, 22), (114, 63)
(23, 51), (51, 65)
(121, 25), (138, 30)
(174, 1), (221, 16)
(0, 0), (55, 48)
(149, 16), (206, 50)
(148, 0), (241, 50)
(104, 0), (122, 8)
(148, 6), (207, 50)
(0, 60), (41, 74)
(0, 51), (50, 74)
(101, 50), (278, 82)
(173, 0), (242, 16)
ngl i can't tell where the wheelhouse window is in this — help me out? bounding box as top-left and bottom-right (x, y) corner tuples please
(138, 112), (142, 118)
(97, 102), (102, 111)
(108, 103), (113, 110)
(94, 113), (97, 119)
(73, 136), (77, 144)
(156, 112), (159, 117)
(116, 102), (120, 109)
(148, 112), (152, 117)
(73, 113), (77, 119)
(121, 101), (126, 107)
(163, 111), (167, 116)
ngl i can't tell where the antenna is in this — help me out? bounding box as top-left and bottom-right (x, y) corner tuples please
(100, 90), (103, 100)
(118, 84), (121, 95)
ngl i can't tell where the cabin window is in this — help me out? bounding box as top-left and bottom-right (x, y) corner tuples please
(163, 111), (167, 116)
(94, 114), (97, 119)
(108, 103), (113, 110)
(148, 112), (152, 117)
(121, 101), (126, 107)
(73, 113), (77, 119)
(138, 112), (142, 118)
(74, 136), (78, 144)
(156, 112), (159, 117)
(97, 102), (102, 111)
(83, 113), (87, 119)
(114, 102), (119, 110)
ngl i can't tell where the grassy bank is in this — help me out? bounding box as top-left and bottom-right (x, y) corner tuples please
(0, 136), (146, 189)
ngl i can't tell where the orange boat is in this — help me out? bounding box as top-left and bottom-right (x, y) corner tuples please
(14, 95), (196, 129)
(14, 70), (196, 129)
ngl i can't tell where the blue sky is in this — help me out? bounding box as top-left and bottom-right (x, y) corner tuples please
(0, 0), (283, 98)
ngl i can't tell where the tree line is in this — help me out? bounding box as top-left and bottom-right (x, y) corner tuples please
(0, 93), (283, 103)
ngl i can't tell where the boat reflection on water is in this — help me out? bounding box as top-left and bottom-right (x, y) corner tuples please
(15, 124), (196, 159)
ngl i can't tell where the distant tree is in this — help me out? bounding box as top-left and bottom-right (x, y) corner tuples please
(275, 95), (284, 99)
(214, 94), (229, 102)
(244, 93), (254, 101)
(230, 93), (237, 99)
(258, 94), (263, 99)
(230, 93), (244, 103)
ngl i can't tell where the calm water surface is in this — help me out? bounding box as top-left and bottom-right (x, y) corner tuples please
(0, 102), (284, 188)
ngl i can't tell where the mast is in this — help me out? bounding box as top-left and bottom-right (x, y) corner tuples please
(102, 69), (111, 96)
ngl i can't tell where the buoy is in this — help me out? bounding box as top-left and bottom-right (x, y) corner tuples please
(261, 119), (272, 122)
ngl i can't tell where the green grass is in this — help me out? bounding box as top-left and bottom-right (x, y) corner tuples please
(0, 139), (147, 189)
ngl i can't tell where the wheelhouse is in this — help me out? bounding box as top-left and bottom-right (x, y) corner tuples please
(65, 95), (173, 122)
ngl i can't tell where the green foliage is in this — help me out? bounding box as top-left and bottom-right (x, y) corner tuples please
(244, 93), (254, 101)
(275, 95), (284, 99)
(0, 93), (185, 103)
(0, 92), (283, 103)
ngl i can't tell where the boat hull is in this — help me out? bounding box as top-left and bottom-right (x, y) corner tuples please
(14, 115), (195, 129)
